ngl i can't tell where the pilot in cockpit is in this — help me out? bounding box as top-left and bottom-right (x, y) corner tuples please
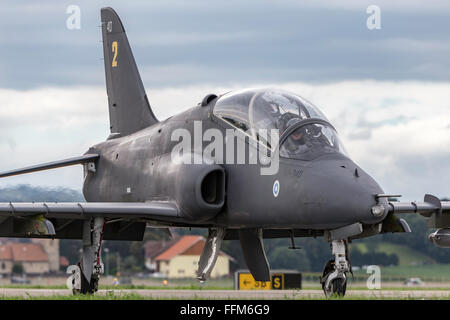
(214, 88), (346, 161)
(281, 118), (309, 155)
(259, 92), (305, 133)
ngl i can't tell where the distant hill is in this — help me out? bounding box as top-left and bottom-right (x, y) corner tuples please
(0, 185), (84, 202)
(351, 242), (435, 266)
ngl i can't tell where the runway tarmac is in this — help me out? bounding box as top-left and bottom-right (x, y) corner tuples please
(0, 288), (449, 299)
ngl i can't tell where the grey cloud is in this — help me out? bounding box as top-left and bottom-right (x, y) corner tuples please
(368, 152), (450, 201)
(357, 115), (411, 129)
(0, 136), (17, 151)
(7, 138), (16, 150)
(1, 1), (450, 89)
(337, 107), (412, 141)
(347, 129), (372, 140)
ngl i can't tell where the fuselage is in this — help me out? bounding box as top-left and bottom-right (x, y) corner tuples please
(83, 90), (388, 231)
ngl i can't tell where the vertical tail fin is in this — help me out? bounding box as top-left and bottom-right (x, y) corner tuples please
(100, 7), (158, 138)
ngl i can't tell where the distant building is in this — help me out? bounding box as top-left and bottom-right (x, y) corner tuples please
(144, 238), (179, 272)
(0, 240), (67, 275)
(144, 235), (233, 278)
(0, 246), (13, 275)
(0, 243), (49, 274)
(31, 239), (60, 272)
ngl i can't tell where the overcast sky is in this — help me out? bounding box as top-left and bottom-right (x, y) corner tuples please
(0, 0), (449, 201)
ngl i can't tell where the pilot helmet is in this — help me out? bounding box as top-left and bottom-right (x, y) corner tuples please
(286, 118), (302, 130)
(277, 114), (300, 134)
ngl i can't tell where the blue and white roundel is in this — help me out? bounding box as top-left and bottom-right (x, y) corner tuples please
(273, 180), (280, 198)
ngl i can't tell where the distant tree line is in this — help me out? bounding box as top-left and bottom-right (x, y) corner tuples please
(350, 248), (398, 267)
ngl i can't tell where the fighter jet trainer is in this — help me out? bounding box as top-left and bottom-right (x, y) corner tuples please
(0, 7), (449, 296)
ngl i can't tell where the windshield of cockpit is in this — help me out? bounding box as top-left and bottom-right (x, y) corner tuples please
(279, 123), (348, 161)
(213, 89), (348, 160)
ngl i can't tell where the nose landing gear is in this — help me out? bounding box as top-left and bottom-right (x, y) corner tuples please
(320, 240), (350, 297)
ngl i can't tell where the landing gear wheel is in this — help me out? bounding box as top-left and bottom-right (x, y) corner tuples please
(321, 272), (347, 297)
(320, 259), (334, 293)
(321, 260), (334, 281)
(320, 240), (350, 297)
(91, 276), (99, 293)
(330, 278), (347, 297)
(72, 264), (99, 295)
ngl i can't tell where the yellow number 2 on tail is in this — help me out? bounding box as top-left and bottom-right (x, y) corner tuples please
(112, 41), (118, 67)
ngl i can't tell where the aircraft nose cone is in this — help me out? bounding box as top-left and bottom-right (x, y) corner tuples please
(299, 157), (386, 227)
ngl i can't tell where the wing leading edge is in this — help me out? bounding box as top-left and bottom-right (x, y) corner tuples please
(0, 201), (179, 240)
(0, 154), (99, 178)
(0, 201), (179, 220)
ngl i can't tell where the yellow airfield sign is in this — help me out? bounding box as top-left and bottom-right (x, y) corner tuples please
(271, 274), (284, 290)
(235, 271), (301, 290)
(238, 273), (271, 290)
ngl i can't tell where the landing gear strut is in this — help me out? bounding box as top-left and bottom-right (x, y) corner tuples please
(320, 240), (350, 297)
(67, 217), (105, 295)
(197, 228), (225, 282)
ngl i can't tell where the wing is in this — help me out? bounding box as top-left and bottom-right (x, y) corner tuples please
(388, 194), (450, 216)
(0, 154), (99, 178)
(0, 201), (179, 241)
(388, 194), (450, 229)
(0, 201), (178, 219)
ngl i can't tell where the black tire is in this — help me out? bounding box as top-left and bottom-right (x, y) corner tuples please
(321, 260), (334, 281)
(330, 277), (347, 297)
(91, 276), (99, 292)
(73, 268), (98, 295)
(320, 260), (334, 291)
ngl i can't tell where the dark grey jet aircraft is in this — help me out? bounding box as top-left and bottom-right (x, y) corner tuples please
(1, 7), (449, 296)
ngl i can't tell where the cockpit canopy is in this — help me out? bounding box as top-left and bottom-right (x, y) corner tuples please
(214, 88), (328, 134)
(213, 88), (348, 160)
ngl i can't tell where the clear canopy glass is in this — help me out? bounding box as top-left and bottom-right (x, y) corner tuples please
(213, 88), (329, 136)
(280, 123), (348, 161)
(213, 88), (348, 160)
